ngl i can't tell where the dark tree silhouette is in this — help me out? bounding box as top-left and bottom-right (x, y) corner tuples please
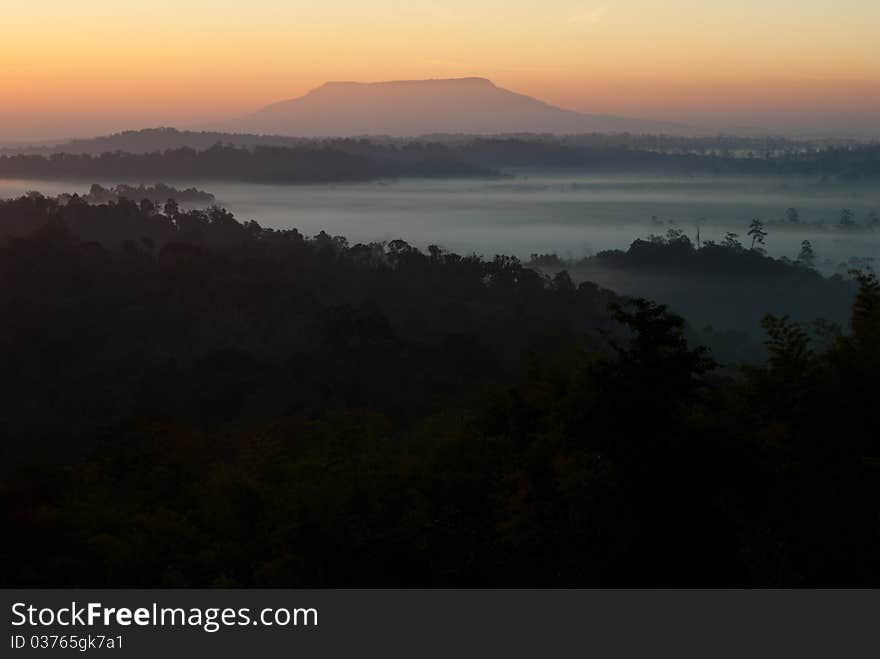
(748, 218), (768, 251)
(797, 240), (816, 269)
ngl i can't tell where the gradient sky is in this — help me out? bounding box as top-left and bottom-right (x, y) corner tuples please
(2, 0), (879, 139)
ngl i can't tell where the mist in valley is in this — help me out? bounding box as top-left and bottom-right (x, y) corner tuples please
(3, 161), (880, 586)
(3, 172), (877, 269)
(4, 169), (874, 365)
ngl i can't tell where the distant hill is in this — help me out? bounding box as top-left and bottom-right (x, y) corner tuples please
(0, 128), (313, 156)
(221, 77), (685, 137)
(3, 128), (855, 159)
(4, 136), (880, 183)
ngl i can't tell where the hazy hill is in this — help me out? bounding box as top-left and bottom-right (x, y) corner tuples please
(4, 139), (880, 183)
(0, 128), (312, 156)
(3, 127), (853, 158)
(222, 77), (684, 137)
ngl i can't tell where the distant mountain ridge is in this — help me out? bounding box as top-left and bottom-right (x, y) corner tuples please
(221, 77), (685, 137)
(0, 128), (313, 155)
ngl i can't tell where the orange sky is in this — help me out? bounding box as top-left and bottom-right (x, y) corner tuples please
(2, 1), (879, 139)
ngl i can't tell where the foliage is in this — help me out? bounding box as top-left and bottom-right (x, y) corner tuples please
(1, 197), (879, 586)
(4, 137), (880, 183)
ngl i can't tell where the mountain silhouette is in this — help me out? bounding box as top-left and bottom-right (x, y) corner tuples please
(222, 77), (684, 136)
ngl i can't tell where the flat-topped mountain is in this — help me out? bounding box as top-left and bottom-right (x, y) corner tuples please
(223, 77), (684, 136)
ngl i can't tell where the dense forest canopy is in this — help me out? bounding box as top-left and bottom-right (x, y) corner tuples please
(2, 138), (880, 183)
(2, 127), (871, 156)
(528, 229), (857, 340)
(1, 194), (879, 586)
(76, 183), (215, 205)
(0, 144), (494, 183)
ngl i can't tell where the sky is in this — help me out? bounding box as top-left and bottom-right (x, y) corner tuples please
(2, 0), (879, 140)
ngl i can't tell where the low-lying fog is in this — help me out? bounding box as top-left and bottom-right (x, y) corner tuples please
(2, 172), (878, 275)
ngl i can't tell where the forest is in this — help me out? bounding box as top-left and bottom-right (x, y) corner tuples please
(529, 227), (858, 345)
(2, 127), (868, 157)
(1, 193), (878, 586)
(75, 183), (215, 205)
(2, 137), (880, 183)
